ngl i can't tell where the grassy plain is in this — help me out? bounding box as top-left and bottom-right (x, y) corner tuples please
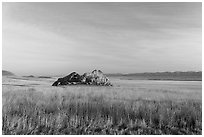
(2, 76), (202, 135)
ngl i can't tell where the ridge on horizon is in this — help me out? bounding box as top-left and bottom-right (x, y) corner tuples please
(2, 69), (201, 77)
(106, 71), (202, 75)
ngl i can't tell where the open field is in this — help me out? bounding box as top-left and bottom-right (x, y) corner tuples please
(2, 76), (202, 135)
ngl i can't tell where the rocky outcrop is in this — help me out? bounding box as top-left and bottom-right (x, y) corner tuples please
(81, 70), (112, 86)
(52, 70), (112, 86)
(52, 72), (82, 86)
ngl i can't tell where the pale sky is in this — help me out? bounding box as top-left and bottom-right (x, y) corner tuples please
(2, 2), (202, 76)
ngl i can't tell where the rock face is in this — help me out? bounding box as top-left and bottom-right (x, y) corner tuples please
(81, 70), (112, 86)
(52, 72), (82, 86)
(52, 70), (112, 86)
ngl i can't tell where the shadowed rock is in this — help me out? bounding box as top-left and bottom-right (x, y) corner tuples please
(52, 70), (112, 86)
(52, 72), (82, 86)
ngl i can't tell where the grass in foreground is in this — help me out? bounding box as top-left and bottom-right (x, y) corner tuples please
(2, 88), (202, 135)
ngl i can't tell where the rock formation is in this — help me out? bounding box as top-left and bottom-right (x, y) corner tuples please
(52, 72), (82, 86)
(81, 70), (112, 86)
(52, 70), (112, 86)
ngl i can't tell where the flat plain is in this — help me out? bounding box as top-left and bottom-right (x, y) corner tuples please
(2, 75), (202, 135)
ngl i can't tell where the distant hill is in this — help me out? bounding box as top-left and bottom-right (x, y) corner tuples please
(38, 76), (52, 78)
(2, 70), (15, 76)
(23, 75), (35, 78)
(107, 71), (202, 81)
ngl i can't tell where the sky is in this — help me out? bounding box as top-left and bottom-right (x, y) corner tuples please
(2, 2), (202, 76)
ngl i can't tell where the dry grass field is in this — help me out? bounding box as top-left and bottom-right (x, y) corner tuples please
(2, 76), (202, 135)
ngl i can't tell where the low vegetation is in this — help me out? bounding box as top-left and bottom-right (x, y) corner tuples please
(2, 87), (202, 135)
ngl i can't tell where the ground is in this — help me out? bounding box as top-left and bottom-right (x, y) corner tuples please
(2, 75), (202, 135)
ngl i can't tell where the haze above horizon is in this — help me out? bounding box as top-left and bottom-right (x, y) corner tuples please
(2, 2), (202, 76)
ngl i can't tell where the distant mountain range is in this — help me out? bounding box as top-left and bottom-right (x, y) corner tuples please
(107, 71), (202, 81)
(2, 70), (202, 81)
(2, 70), (15, 76)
